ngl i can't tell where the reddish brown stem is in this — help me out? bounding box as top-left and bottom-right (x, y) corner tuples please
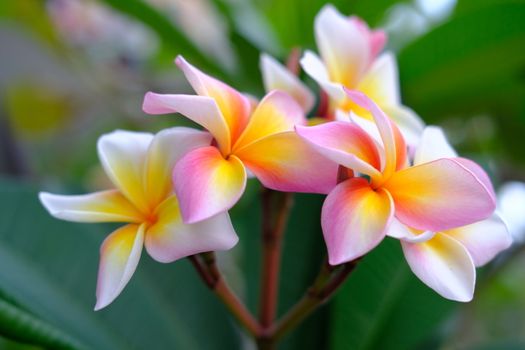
(188, 255), (215, 288)
(316, 90), (330, 118)
(259, 190), (294, 328)
(285, 47), (301, 75)
(318, 259), (360, 300)
(268, 258), (360, 342)
(189, 253), (262, 338)
(214, 278), (262, 338)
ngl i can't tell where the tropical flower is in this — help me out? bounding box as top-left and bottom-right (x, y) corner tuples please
(300, 4), (424, 145)
(142, 56), (338, 224)
(296, 90), (496, 266)
(389, 126), (512, 301)
(39, 128), (238, 310)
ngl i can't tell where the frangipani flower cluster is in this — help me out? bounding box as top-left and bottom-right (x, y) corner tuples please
(40, 3), (511, 313)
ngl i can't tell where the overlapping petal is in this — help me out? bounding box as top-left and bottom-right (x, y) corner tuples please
(387, 218), (436, 243)
(401, 233), (475, 302)
(260, 53), (315, 112)
(144, 127), (212, 208)
(176, 55), (251, 143)
(314, 5), (369, 87)
(384, 158), (496, 231)
(445, 213), (512, 266)
(348, 16), (386, 60)
(233, 90), (305, 152)
(41, 125), (244, 311)
(414, 127), (495, 199)
(97, 131), (153, 213)
(322, 177), (393, 265)
(382, 105), (425, 148)
(144, 196), (238, 263)
(453, 157), (495, 196)
(414, 126), (457, 165)
(39, 190), (144, 223)
(142, 93), (231, 154)
(296, 122), (382, 180)
(357, 52), (400, 109)
(95, 224), (145, 310)
(235, 131), (338, 194)
(173, 146), (246, 223)
(344, 90), (401, 178)
(300, 51), (346, 102)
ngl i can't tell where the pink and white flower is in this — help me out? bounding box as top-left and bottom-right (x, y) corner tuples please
(296, 90), (496, 268)
(300, 4), (424, 145)
(143, 56), (338, 224)
(40, 128), (238, 310)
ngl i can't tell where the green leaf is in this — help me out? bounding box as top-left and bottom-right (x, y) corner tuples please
(0, 178), (240, 349)
(399, 2), (525, 120)
(0, 297), (83, 350)
(330, 239), (456, 350)
(455, 0), (525, 15)
(347, 0), (409, 26)
(398, 2), (525, 164)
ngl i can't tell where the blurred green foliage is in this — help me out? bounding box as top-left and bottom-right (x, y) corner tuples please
(0, 0), (524, 349)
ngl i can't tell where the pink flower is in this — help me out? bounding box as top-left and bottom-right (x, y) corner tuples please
(297, 90), (496, 266)
(300, 4), (424, 145)
(143, 56), (338, 223)
(40, 128), (238, 310)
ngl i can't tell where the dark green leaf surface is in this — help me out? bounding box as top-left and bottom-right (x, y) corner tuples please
(399, 3), (525, 120)
(0, 296), (83, 350)
(0, 178), (240, 349)
(330, 239), (456, 350)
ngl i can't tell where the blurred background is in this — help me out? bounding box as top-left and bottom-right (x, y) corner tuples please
(0, 0), (524, 349)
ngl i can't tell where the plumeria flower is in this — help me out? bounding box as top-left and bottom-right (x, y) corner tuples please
(300, 4), (424, 145)
(39, 128), (238, 310)
(143, 56), (338, 223)
(389, 127), (512, 301)
(260, 53), (315, 114)
(296, 90), (496, 266)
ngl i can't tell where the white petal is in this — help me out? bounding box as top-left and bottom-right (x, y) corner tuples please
(402, 233), (475, 302)
(95, 224), (145, 310)
(387, 218), (436, 243)
(300, 50), (346, 101)
(39, 191), (143, 223)
(498, 182), (525, 242)
(144, 196), (238, 263)
(414, 126), (457, 165)
(334, 109), (351, 122)
(357, 52), (400, 107)
(314, 4), (369, 87)
(382, 105), (425, 149)
(260, 53), (315, 113)
(97, 130), (153, 213)
(445, 213), (512, 266)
